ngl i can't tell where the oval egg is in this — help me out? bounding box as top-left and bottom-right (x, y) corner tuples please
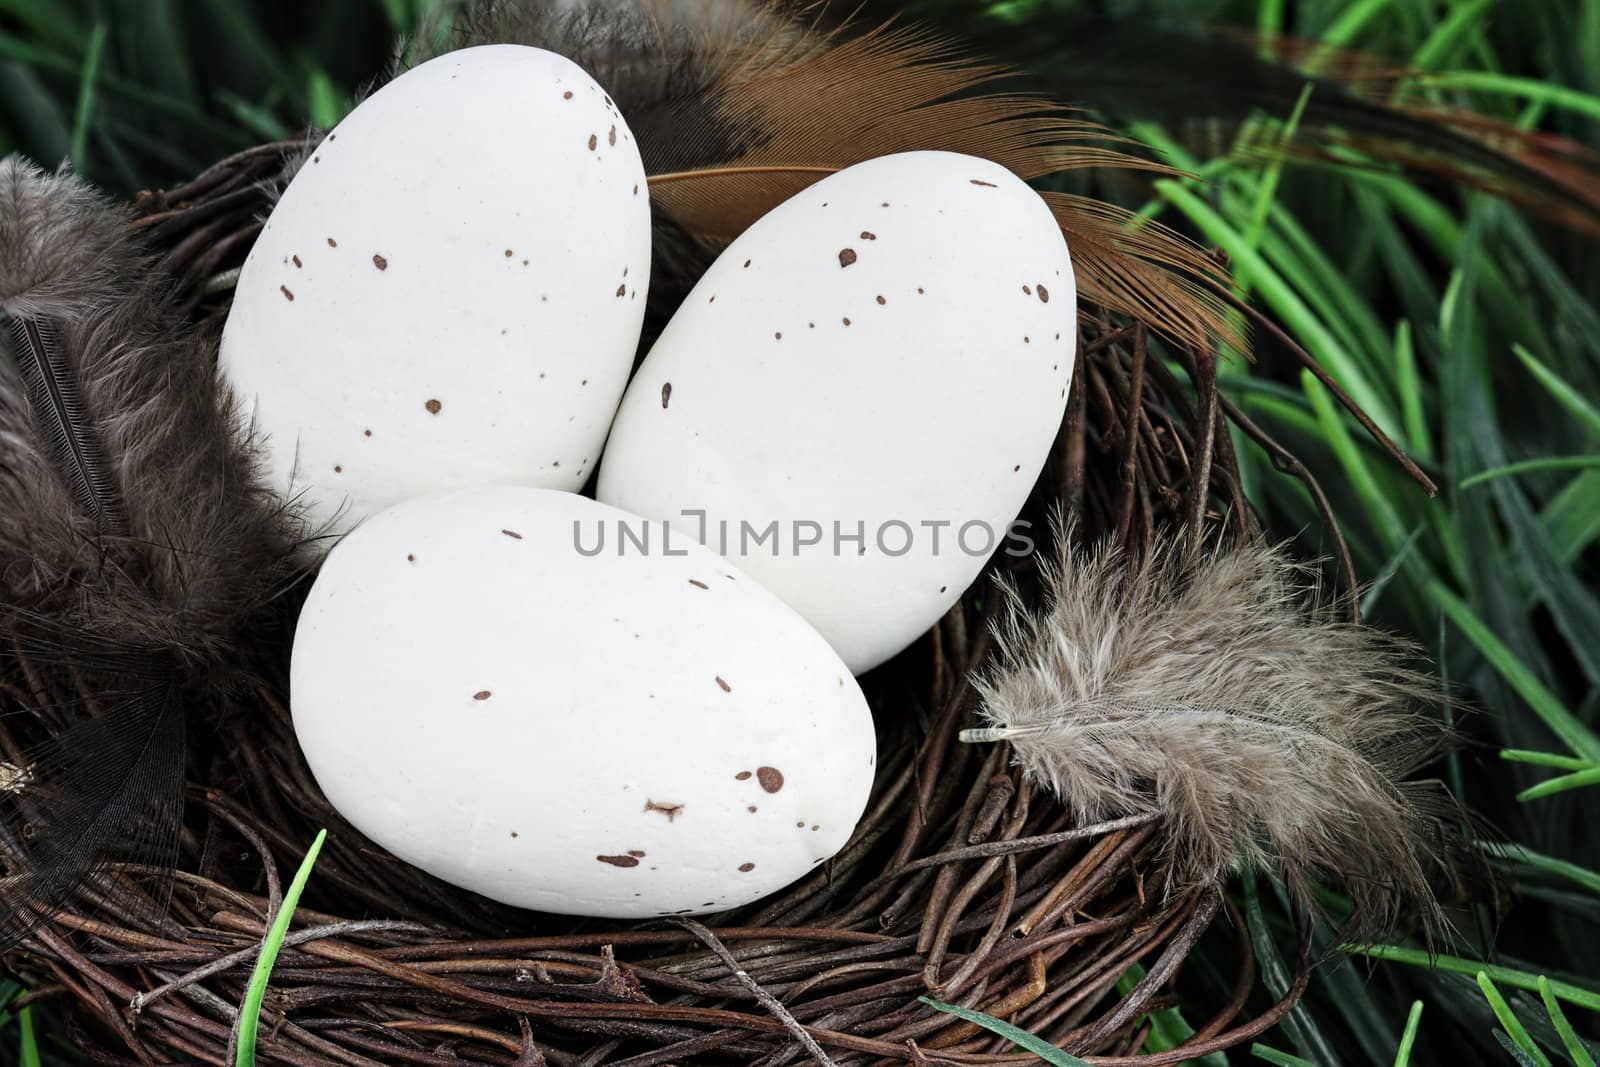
(221, 46), (650, 537)
(597, 151), (1074, 673)
(290, 487), (876, 918)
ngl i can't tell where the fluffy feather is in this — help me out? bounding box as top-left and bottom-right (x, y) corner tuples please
(966, 527), (1457, 936)
(0, 157), (307, 943)
(409, 0), (1239, 352)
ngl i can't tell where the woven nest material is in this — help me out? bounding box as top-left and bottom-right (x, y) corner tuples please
(0, 138), (1342, 1067)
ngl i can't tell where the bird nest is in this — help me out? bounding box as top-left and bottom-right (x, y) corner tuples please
(0, 139), (1341, 1066)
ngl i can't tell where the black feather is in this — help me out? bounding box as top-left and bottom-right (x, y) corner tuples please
(6, 315), (126, 535)
(0, 156), (308, 943)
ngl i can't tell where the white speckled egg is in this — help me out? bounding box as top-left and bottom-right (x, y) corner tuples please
(597, 151), (1074, 673)
(220, 46), (650, 538)
(291, 487), (875, 918)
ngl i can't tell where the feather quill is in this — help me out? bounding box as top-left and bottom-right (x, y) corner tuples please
(966, 527), (1459, 937)
(0, 157), (307, 942)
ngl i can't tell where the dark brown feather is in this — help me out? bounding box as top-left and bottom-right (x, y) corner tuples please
(412, 0), (1241, 352)
(0, 156), (310, 943)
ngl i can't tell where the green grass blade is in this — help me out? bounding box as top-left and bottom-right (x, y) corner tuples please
(1502, 750), (1594, 771)
(1303, 371), (1408, 552)
(1320, 0), (1398, 49)
(1478, 972), (1553, 1067)
(1393, 320), (1432, 463)
(236, 829), (326, 1067)
(1542, 470), (1600, 563)
(1393, 1001), (1424, 1067)
(17, 1004), (39, 1067)
(1419, 71), (1600, 121)
(1241, 83), (1315, 280)
(1539, 976), (1597, 1067)
(1250, 1045), (1317, 1067)
(1480, 840), (1600, 896)
(1243, 876), (1339, 1063)
(305, 66), (345, 129)
(918, 997), (1090, 1065)
(1152, 179), (1401, 438)
(1411, 0), (1500, 69)
(1512, 344), (1600, 438)
(1361, 523), (1426, 617)
(1345, 946), (1600, 1012)
(1424, 580), (1600, 762)
(68, 22), (109, 171)
(1517, 766), (1600, 801)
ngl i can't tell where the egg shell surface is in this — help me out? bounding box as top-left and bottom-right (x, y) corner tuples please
(220, 45), (650, 537)
(290, 487), (876, 918)
(597, 151), (1074, 673)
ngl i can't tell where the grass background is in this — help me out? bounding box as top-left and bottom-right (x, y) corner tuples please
(1, 0), (1597, 1064)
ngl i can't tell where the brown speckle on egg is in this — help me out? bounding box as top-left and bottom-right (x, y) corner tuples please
(735, 771), (752, 781)
(563, 90), (573, 99)
(333, 465), (342, 474)
(1038, 284), (1050, 303)
(774, 331), (782, 340)
(425, 398), (442, 414)
(372, 253), (388, 271)
(504, 249), (513, 258)
(747, 805), (757, 813)
(510, 831), (519, 838)
(1023, 284), (1032, 295)
(970, 178), (997, 187)
(842, 316), (852, 326)
(738, 862), (755, 872)
(661, 382), (672, 408)
(597, 854), (639, 868)
(860, 231), (876, 240)
(838, 248), (857, 268)
(743, 258), (752, 268)
(628, 849), (646, 857)
(917, 287), (925, 295)
(756, 767), (784, 793)
(688, 579), (708, 589)
(1014, 464), (1021, 472)
(502, 529), (523, 540)
(609, 126), (617, 145)
(292, 255), (302, 268)
(407, 554), (415, 562)
(280, 286), (294, 301)
(327, 237), (338, 247)
(616, 283), (627, 297)
(473, 690), (491, 701)
(811, 825), (820, 831)
(588, 133), (598, 151)
(715, 676), (731, 692)
(876, 295), (886, 305)
(363, 429), (372, 437)
(644, 799), (684, 821)
(796, 821), (805, 828)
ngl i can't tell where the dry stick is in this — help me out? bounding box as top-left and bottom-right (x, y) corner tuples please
(1065, 891), (1222, 1052)
(1114, 325), (1147, 546)
(1228, 290), (1437, 496)
(1186, 345), (1220, 546)
(1185, 899), (1257, 1044)
(672, 919), (838, 1067)
(131, 919), (420, 1013)
(1217, 389), (1363, 622)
